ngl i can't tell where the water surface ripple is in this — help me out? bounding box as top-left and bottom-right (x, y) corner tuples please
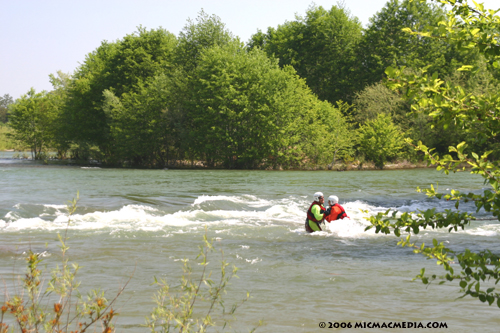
(1, 159), (499, 332)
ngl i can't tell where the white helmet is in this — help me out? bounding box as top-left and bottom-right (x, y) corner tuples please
(328, 195), (339, 205)
(313, 192), (324, 201)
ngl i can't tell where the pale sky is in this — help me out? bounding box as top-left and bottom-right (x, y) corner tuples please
(1, 0), (499, 100)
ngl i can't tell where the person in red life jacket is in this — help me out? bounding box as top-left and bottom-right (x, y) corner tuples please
(305, 191), (329, 233)
(324, 195), (349, 223)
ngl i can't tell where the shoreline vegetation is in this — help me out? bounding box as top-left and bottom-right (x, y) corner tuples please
(0, 149), (443, 171)
(0, 124), (16, 151)
(4, 1), (500, 170)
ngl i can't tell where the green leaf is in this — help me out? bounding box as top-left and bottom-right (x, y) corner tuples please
(385, 66), (396, 77)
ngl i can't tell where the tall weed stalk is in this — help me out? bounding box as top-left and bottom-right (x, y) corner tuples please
(1, 192), (129, 333)
(1, 195), (258, 333)
(146, 228), (260, 333)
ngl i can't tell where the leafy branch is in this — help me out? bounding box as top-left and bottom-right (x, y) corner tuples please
(146, 227), (259, 333)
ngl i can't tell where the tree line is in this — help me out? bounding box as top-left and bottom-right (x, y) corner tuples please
(4, 0), (500, 168)
(366, 0), (500, 310)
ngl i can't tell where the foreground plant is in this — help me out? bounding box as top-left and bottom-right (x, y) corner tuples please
(1, 193), (128, 332)
(146, 228), (259, 332)
(366, 0), (500, 307)
(1, 193), (258, 332)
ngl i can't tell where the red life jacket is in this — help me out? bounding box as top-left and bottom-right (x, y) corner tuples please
(306, 201), (325, 223)
(325, 204), (347, 222)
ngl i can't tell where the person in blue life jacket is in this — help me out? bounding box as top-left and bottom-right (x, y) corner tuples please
(305, 191), (330, 233)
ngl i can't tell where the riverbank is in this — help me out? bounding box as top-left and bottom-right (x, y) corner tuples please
(0, 152), (441, 171)
(307, 160), (433, 171)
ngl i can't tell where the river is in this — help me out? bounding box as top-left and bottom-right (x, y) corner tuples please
(1, 152), (499, 332)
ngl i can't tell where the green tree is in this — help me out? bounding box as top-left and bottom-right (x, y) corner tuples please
(319, 101), (357, 167)
(55, 10), (358, 169)
(176, 10), (235, 71)
(48, 71), (72, 158)
(186, 41), (321, 169)
(353, 82), (410, 125)
(62, 27), (177, 157)
(102, 72), (184, 167)
(357, 0), (474, 88)
(367, 0), (500, 307)
(0, 94), (13, 123)
(353, 81), (464, 158)
(173, 10), (238, 164)
(248, 4), (363, 103)
(358, 113), (404, 168)
(8, 88), (56, 159)
(61, 16), (236, 166)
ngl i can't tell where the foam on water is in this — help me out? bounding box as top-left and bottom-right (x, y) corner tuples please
(1, 196), (309, 231)
(3, 217), (49, 230)
(466, 226), (499, 236)
(398, 199), (466, 213)
(42, 204), (68, 210)
(193, 194), (271, 208)
(53, 204), (196, 231)
(2, 195), (498, 237)
(315, 200), (407, 238)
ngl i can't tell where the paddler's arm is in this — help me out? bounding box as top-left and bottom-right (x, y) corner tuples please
(311, 204), (324, 221)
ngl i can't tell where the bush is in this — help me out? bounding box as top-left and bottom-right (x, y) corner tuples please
(358, 113), (404, 169)
(0, 124), (17, 151)
(146, 228), (260, 332)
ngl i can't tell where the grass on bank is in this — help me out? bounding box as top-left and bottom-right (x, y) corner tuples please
(0, 123), (16, 151)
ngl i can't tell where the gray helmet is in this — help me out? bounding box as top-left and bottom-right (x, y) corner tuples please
(328, 195), (339, 205)
(313, 192), (324, 201)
